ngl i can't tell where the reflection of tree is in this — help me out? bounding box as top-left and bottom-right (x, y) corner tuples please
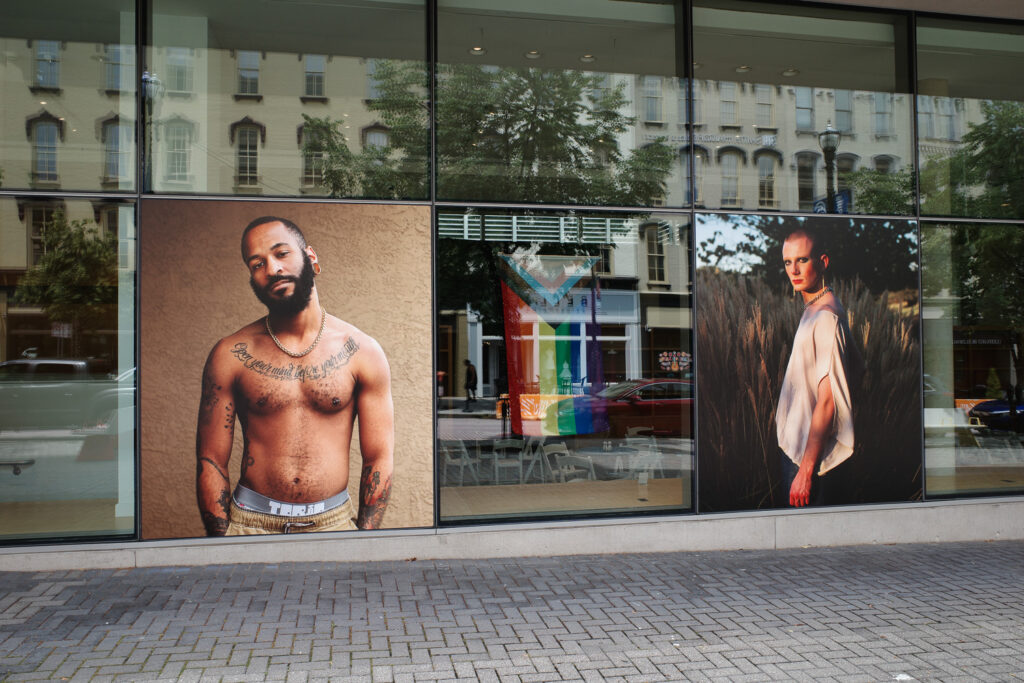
(844, 168), (914, 216)
(304, 61), (674, 205)
(698, 215), (918, 296)
(921, 101), (1024, 219)
(13, 212), (118, 357)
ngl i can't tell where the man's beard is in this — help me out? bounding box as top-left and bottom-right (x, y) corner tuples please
(251, 254), (315, 317)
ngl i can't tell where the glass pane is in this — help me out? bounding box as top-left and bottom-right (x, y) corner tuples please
(917, 18), (1024, 219)
(922, 223), (1024, 497)
(1, 0), (136, 192)
(436, 1), (680, 207)
(695, 213), (922, 512)
(437, 209), (693, 521)
(693, 1), (914, 215)
(0, 198), (136, 541)
(147, 0), (428, 198)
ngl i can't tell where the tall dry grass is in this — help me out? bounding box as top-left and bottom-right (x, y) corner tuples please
(696, 270), (922, 512)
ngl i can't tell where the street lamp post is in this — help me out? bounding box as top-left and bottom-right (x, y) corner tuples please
(142, 70), (163, 192)
(818, 120), (842, 214)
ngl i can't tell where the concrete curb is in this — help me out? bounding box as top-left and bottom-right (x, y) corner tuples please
(2, 496), (1022, 571)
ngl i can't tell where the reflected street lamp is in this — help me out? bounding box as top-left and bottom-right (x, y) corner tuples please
(142, 70), (164, 191)
(818, 120), (842, 214)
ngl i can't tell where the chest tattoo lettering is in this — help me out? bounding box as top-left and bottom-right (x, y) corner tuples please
(230, 338), (359, 382)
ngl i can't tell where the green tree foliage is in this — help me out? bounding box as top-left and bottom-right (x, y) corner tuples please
(844, 168), (915, 216)
(303, 61), (674, 206)
(13, 212), (118, 356)
(304, 60), (675, 320)
(920, 100), (1024, 218)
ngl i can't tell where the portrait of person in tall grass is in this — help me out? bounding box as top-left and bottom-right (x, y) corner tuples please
(696, 215), (922, 512)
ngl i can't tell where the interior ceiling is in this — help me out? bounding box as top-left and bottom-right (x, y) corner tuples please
(437, 10), (677, 76)
(4, 0), (1023, 100)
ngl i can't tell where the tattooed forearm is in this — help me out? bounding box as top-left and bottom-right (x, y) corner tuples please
(201, 511), (229, 536)
(198, 457), (229, 483)
(230, 339), (359, 382)
(356, 464), (392, 530)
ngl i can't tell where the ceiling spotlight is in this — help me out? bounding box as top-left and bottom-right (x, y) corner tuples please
(735, 65), (751, 73)
(579, 54), (596, 63)
(468, 46), (487, 56)
(781, 67), (799, 77)
(524, 50), (542, 60)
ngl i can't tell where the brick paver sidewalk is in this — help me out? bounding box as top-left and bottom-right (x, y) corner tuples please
(1, 541), (1023, 681)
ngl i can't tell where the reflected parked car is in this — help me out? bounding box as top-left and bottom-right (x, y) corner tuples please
(546, 379), (693, 437)
(0, 359), (134, 430)
(968, 400), (1022, 431)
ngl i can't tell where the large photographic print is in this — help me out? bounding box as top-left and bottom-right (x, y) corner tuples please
(140, 200), (432, 539)
(696, 214), (922, 512)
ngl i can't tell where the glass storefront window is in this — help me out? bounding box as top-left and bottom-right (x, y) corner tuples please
(146, 0), (428, 198)
(917, 18), (1024, 220)
(437, 209), (693, 521)
(1, 0), (136, 192)
(436, 1), (680, 207)
(0, 197), (136, 541)
(922, 222), (1024, 496)
(692, 1), (914, 215)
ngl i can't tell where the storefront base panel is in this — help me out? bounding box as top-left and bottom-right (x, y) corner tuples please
(1, 497), (1022, 572)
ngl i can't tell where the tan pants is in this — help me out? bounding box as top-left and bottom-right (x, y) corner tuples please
(225, 497), (357, 535)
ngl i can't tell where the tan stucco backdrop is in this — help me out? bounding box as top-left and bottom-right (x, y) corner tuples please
(139, 200), (433, 539)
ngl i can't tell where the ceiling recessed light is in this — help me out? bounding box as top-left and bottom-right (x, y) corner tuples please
(579, 54), (596, 63)
(524, 50), (542, 60)
(468, 46), (486, 56)
(39, 100), (47, 105)
(781, 67), (799, 77)
(735, 65), (751, 73)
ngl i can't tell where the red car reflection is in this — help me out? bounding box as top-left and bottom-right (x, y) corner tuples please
(547, 379), (693, 437)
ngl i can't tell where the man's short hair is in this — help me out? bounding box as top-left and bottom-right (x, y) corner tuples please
(784, 227), (826, 258)
(241, 216), (307, 258)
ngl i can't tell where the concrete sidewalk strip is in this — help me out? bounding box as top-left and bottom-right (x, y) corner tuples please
(1, 542), (1023, 681)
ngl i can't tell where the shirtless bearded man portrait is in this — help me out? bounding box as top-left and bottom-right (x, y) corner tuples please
(196, 216), (394, 535)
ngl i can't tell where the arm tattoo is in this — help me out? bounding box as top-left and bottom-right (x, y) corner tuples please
(356, 464), (392, 530)
(201, 511), (229, 536)
(229, 339), (359, 382)
(197, 457), (229, 483)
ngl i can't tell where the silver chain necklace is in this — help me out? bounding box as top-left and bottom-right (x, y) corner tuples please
(804, 287), (832, 308)
(265, 308), (327, 358)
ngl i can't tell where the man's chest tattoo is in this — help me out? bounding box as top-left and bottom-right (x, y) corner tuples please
(229, 339), (359, 382)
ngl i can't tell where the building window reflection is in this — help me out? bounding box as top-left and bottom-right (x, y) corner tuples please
(873, 92), (893, 135)
(304, 54), (326, 98)
(646, 225), (666, 282)
(796, 87), (814, 131)
(166, 48), (194, 94)
(757, 154), (777, 208)
(34, 40), (60, 88)
(103, 119), (133, 182)
(834, 89), (853, 132)
(642, 76), (663, 123)
(797, 152), (817, 211)
(165, 120), (193, 182)
(720, 81), (737, 126)
(31, 120), (59, 182)
(237, 51), (260, 95)
(755, 84), (773, 127)
(104, 44), (135, 92)
(236, 127), (260, 186)
(720, 151), (740, 207)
